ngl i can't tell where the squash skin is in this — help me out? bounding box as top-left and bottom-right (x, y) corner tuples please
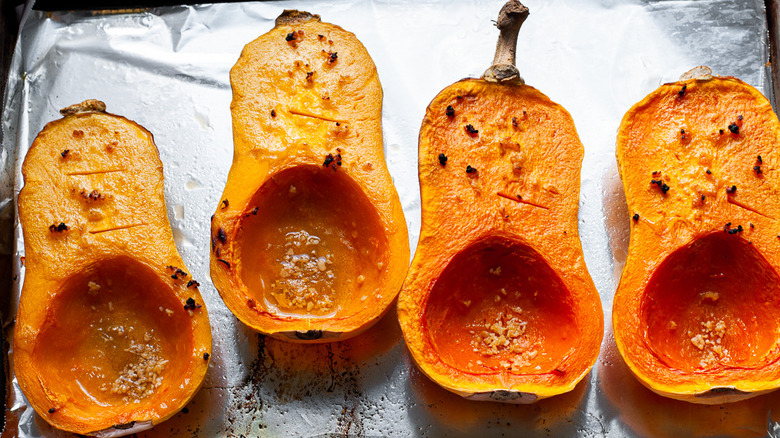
(210, 12), (409, 341)
(398, 79), (603, 401)
(614, 75), (780, 403)
(15, 101), (212, 435)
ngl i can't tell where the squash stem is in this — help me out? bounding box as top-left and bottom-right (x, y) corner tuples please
(59, 99), (106, 116)
(275, 10), (321, 27)
(679, 66), (713, 81)
(482, 0), (529, 84)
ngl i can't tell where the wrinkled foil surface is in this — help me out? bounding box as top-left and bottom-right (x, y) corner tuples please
(0, 0), (776, 436)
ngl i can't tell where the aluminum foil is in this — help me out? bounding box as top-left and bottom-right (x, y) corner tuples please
(0, 0), (775, 436)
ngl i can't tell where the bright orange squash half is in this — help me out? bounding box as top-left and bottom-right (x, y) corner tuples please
(15, 100), (212, 435)
(397, 1), (603, 402)
(210, 11), (409, 342)
(614, 67), (780, 403)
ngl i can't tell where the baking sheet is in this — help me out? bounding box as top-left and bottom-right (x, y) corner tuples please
(0, 0), (777, 436)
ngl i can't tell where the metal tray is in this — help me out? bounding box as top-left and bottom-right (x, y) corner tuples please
(1, 1), (777, 436)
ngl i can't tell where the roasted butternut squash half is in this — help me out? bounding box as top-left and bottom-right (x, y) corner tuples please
(210, 11), (409, 342)
(614, 67), (780, 403)
(15, 100), (212, 435)
(397, 1), (603, 402)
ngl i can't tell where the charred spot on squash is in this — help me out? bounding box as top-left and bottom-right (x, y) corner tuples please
(49, 222), (69, 233)
(295, 329), (323, 340)
(114, 422), (136, 430)
(183, 297), (201, 311)
(31, 257), (193, 408)
(79, 189), (106, 203)
(423, 237), (576, 376)
(695, 387), (750, 399)
(285, 30), (303, 47)
(236, 165), (389, 318)
(169, 267), (187, 280)
(490, 390), (536, 403)
(642, 233), (780, 373)
(464, 390), (540, 403)
(650, 179), (670, 194)
(323, 150), (342, 169)
(466, 390), (535, 402)
(489, 390), (525, 402)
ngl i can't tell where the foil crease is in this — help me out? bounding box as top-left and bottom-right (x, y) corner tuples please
(0, 0), (775, 436)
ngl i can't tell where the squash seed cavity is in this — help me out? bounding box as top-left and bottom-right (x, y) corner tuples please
(270, 230), (335, 313)
(100, 333), (167, 403)
(689, 317), (728, 368)
(470, 306), (539, 371)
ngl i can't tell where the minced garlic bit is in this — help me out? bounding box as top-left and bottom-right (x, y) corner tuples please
(489, 266), (502, 276)
(87, 281), (101, 296)
(111, 325), (125, 337)
(689, 318), (727, 367)
(271, 230), (335, 312)
(102, 337), (167, 403)
(701, 291), (719, 302)
(471, 306), (537, 371)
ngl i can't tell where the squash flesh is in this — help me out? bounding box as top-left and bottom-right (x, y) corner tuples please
(614, 76), (780, 402)
(399, 79), (603, 400)
(15, 102), (211, 434)
(212, 12), (409, 340)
